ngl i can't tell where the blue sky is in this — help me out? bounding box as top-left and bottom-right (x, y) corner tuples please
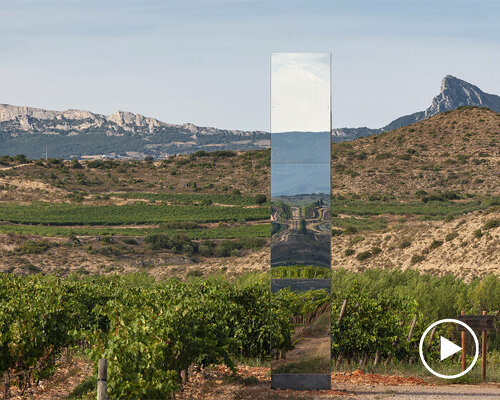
(1, 1), (499, 130)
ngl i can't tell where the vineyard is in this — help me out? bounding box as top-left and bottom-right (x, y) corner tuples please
(0, 202), (268, 225)
(1, 269), (498, 398)
(110, 192), (267, 206)
(0, 222), (269, 240)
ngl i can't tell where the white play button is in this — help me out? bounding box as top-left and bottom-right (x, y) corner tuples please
(420, 319), (479, 379)
(440, 336), (462, 361)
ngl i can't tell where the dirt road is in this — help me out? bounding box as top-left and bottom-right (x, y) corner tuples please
(339, 383), (500, 399)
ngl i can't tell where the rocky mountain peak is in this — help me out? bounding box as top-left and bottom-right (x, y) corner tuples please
(426, 75), (497, 117)
(441, 74), (460, 91)
(382, 76), (500, 131)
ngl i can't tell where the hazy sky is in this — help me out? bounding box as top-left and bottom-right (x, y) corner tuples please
(1, 1), (499, 131)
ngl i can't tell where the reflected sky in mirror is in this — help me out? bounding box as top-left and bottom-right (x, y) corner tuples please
(271, 53), (330, 133)
(271, 163), (330, 198)
(271, 131), (330, 163)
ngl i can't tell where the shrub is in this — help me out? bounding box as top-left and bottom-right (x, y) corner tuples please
(344, 249), (355, 256)
(211, 150), (235, 158)
(145, 234), (198, 254)
(429, 240), (443, 250)
(15, 154), (29, 163)
(375, 152), (393, 160)
(356, 251), (372, 261)
(122, 238), (138, 245)
(65, 192), (85, 202)
(254, 194), (267, 205)
(230, 249), (241, 257)
(350, 236), (364, 245)
(411, 254), (425, 264)
(9, 240), (55, 255)
(198, 245), (213, 257)
(483, 219), (499, 230)
(399, 240), (412, 249)
(473, 229), (483, 239)
(187, 269), (203, 278)
(160, 222), (199, 230)
(71, 158), (83, 169)
(87, 160), (118, 169)
(445, 232), (459, 242)
(444, 215), (454, 223)
(371, 247), (382, 256)
(343, 226), (358, 235)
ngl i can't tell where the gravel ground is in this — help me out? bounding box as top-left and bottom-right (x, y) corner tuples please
(338, 383), (500, 399)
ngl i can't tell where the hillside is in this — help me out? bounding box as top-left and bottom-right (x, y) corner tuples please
(333, 106), (500, 198)
(0, 107), (498, 279)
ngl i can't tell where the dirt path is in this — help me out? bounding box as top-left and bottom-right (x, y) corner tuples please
(6, 363), (499, 400)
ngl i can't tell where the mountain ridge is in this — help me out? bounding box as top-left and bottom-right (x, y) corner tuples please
(1, 75), (499, 158)
(0, 104), (268, 158)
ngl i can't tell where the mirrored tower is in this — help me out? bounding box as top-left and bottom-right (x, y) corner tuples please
(270, 53), (331, 390)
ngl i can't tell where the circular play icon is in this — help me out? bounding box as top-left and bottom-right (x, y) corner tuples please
(419, 319), (479, 379)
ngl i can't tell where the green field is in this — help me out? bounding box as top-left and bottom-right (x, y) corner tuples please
(0, 202), (268, 225)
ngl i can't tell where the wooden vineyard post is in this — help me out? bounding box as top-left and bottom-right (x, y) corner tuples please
(406, 316), (418, 364)
(97, 359), (107, 400)
(407, 316), (417, 341)
(482, 311), (487, 382)
(461, 310), (466, 372)
(426, 326), (437, 350)
(338, 299), (348, 323)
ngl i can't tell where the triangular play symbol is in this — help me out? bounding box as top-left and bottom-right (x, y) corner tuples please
(440, 336), (462, 361)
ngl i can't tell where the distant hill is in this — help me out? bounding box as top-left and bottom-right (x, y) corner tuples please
(1, 76), (499, 158)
